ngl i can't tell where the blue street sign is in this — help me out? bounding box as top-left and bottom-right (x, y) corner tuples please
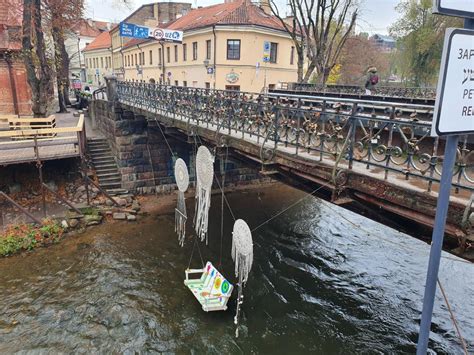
(120, 22), (150, 39)
(119, 22), (135, 38)
(133, 25), (149, 39)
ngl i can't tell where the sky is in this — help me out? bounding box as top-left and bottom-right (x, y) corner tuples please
(85, 0), (401, 36)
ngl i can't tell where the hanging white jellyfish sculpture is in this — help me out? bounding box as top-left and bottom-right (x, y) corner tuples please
(174, 158), (189, 247)
(194, 146), (214, 244)
(231, 219), (254, 338)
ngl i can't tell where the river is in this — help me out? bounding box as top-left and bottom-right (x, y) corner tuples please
(0, 184), (472, 353)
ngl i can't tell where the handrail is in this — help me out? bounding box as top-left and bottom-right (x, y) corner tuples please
(0, 114), (84, 138)
(0, 191), (43, 225)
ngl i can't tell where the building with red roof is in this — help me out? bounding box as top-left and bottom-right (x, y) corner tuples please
(120, 0), (297, 92)
(83, 31), (113, 87)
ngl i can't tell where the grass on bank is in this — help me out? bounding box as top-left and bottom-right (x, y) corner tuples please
(0, 219), (64, 256)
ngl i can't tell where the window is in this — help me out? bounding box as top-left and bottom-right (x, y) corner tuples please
(174, 45), (178, 62)
(183, 43), (187, 61)
(88, 58), (91, 68)
(134, 53), (137, 66)
(270, 42), (278, 63)
(192, 42), (198, 60)
(205, 82), (210, 89)
(101, 57), (104, 68)
(149, 50), (153, 65)
(290, 46), (294, 65)
(192, 80), (198, 87)
(183, 80), (187, 87)
(175, 80), (179, 86)
(158, 48), (162, 65)
(167, 47), (170, 63)
(225, 85), (240, 91)
(206, 40), (211, 60)
(227, 40), (240, 60)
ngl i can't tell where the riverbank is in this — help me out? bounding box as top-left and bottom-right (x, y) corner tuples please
(0, 180), (278, 258)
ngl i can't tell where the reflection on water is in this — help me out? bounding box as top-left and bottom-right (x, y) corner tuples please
(0, 184), (472, 353)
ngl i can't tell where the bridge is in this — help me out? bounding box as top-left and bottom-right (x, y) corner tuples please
(91, 79), (473, 259)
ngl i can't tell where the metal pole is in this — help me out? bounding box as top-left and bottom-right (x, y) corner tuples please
(33, 136), (46, 218)
(416, 134), (459, 354)
(417, 18), (472, 353)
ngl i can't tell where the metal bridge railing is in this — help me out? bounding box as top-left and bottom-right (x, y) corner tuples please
(116, 82), (473, 193)
(282, 82), (437, 99)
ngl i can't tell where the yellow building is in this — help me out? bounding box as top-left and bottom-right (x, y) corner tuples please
(83, 31), (113, 88)
(120, 0), (298, 93)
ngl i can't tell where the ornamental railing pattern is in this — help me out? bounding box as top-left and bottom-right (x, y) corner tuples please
(116, 82), (473, 193)
(281, 83), (437, 100)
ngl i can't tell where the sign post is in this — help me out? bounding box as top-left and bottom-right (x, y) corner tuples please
(416, 13), (473, 355)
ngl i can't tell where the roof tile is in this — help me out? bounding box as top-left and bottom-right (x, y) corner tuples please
(83, 31), (111, 52)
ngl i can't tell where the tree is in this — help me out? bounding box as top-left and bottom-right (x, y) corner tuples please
(22, 0), (55, 117)
(389, 0), (462, 86)
(270, 0), (358, 84)
(43, 0), (85, 112)
(337, 35), (390, 84)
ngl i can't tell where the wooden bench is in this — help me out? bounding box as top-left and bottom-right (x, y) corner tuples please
(7, 115), (57, 140)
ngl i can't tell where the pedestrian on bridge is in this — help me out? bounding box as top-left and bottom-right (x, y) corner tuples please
(364, 67), (379, 95)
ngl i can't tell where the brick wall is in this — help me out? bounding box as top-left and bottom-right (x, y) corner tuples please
(0, 56), (32, 115)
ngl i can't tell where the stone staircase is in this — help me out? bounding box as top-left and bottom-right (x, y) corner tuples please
(87, 137), (124, 192)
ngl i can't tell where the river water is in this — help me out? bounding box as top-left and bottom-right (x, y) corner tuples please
(0, 184), (472, 354)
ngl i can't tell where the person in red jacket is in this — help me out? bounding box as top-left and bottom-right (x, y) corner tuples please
(365, 67), (379, 95)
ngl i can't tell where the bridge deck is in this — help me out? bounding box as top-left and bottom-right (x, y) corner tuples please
(144, 108), (471, 204)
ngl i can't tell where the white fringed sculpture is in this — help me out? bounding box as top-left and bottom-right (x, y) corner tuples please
(174, 158), (189, 247)
(194, 146), (215, 244)
(231, 219), (254, 337)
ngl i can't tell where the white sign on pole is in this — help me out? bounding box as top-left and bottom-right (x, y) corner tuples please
(149, 28), (184, 43)
(433, 0), (474, 19)
(432, 28), (474, 136)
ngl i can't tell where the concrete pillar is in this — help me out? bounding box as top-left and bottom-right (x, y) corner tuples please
(105, 75), (118, 103)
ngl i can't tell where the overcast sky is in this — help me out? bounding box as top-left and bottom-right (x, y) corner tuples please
(85, 0), (401, 35)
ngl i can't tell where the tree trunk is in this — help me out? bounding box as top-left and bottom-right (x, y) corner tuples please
(302, 61), (317, 83)
(52, 26), (68, 113)
(22, 0), (54, 117)
(296, 49), (304, 83)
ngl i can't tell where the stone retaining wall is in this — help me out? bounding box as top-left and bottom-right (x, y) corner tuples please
(90, 99), (271, 194)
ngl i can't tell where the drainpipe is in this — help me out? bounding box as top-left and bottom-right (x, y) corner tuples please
(160, 42), (166, 84)
(212, 25), (217, 89)
(137, 43), (144, 81)
(5, 55), (19, 115)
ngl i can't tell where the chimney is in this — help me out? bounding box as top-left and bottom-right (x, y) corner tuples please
(260, 0), (271, 14)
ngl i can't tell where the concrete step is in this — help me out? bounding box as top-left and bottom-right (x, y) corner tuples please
(106, 188), (129, 195)
(93, 157), (115, 163)
(90, 154), (114, 160)
(94, 163), (118, 169)
(97, 172), (121, 178)
(95, 167), (119, 174)
(88, 137), (107, 142)
(99, 176), (122, 183)
(89, 147), (110, 153)
(102, 182), (122, 189)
